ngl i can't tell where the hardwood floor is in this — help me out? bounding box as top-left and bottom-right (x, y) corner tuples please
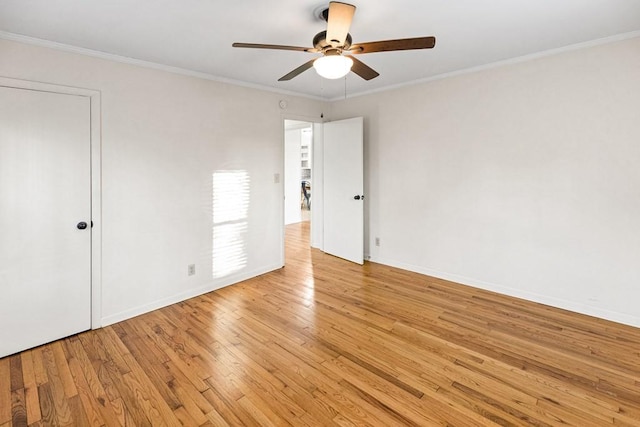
(2, 221), (640, 426)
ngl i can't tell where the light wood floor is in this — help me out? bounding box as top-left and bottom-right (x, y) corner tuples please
(2, 222), (640, 426)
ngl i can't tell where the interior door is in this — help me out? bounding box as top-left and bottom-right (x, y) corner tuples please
(0, 85), (92, 358)
(323, 117), (364, 264)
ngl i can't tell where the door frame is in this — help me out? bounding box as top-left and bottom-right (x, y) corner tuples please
(0, 76), (102, 329)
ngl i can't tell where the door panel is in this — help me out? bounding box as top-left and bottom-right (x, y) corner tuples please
(0, 86), (91, 358)
(323, 117), (364, 264)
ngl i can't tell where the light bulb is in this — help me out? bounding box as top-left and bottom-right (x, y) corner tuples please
(313, 55), (353, 79)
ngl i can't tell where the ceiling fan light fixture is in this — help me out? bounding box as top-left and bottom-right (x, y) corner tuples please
(313, 54), (353, 79)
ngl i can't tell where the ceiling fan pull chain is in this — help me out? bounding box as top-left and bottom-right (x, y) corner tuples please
(344, 75), (348, 99)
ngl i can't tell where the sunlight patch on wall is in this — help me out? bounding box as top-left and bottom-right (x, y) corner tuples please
(212, 170), (250, 279)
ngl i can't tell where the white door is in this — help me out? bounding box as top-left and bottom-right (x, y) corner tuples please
(323, 117), (364, 264)
(0, 86), (92, 358)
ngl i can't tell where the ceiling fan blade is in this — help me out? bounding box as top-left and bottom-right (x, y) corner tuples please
(233, 42), (318, 53)
(278, 59), (316, 81)
(326, 2), (356, 47)
(349, 36), (436, 54)
(349, 56), (379, 81)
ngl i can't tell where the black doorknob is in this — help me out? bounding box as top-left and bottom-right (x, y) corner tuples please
(353, 195), (361, 200)
(77, 221), (88, 230)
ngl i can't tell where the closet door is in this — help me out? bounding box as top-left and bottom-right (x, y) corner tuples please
(0, 85), (91, 358)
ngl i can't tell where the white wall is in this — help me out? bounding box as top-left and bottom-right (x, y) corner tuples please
(329, 36), (640, 327)
(0, 39), (325, 325)
(284, 128), (302, 225)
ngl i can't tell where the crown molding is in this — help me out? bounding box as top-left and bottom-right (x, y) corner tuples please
(0, 30), (326, 101)
(329, 30), (640, 102)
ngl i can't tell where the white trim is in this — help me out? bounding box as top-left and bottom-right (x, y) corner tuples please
(0, 76), (103, 329)
(329, 30), (640, 102)
(0, 31), (324, 101)
(0, 75), (99, 97)
(101, 263), (282, 326)
(370, 255), (640, 329)
(89, 90), (103, 329)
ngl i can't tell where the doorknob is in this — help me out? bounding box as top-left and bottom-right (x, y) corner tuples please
(353, 195), (364, 200)
(77, 221), (88, 230)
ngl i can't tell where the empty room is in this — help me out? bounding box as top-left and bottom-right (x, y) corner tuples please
(1, 1), (640, 425)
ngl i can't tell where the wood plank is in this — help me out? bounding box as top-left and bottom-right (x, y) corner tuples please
(9, 355), (24, 392)
(67, 395), (90, 427)
(23, 385), (41, 426)
(96, 358), (152, 427)
(37, 382), (58, 426)
(50, 341), (78, 399)
(120, 352), (182, 425)
(29, 348), (48, 387)
(172, 405), (201, 426)
(204, 407), (231, 427)
(0, 358), (11, 424)
(19, 350), (42, 425)
(10, 388), (27, 427)
(40, 346), (74, 425)
(66, 336), (123, 425)
(115, 328), (182, 411)
(166, 378), (210, 425)
(236, 394), (280, 427)
(66, 350), (116, 427)
(201, 388), (245, 426)
(109, 398), (133, 427)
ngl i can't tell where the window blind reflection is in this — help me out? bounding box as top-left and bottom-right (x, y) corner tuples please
(212, 170), (249, 279)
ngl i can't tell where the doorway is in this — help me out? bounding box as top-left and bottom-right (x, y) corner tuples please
(281, 116), (364, 266)
(284, 120), (314, 228)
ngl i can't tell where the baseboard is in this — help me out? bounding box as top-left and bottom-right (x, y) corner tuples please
(370, 256), (640, 329)
(100, 263), (283, 327)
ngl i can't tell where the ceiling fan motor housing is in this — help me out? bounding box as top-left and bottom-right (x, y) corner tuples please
(313, 30), (352, 52)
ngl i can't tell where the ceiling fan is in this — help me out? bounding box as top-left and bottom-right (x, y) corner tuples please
(232, 2), (436, 81)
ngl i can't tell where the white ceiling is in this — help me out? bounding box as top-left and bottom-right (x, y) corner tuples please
(1, 0), (639, 100)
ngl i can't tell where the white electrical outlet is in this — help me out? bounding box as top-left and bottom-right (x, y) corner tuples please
(375, 237), (380, 246)
(274, 173), (280, 183)
(188, 264), (196, 276)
